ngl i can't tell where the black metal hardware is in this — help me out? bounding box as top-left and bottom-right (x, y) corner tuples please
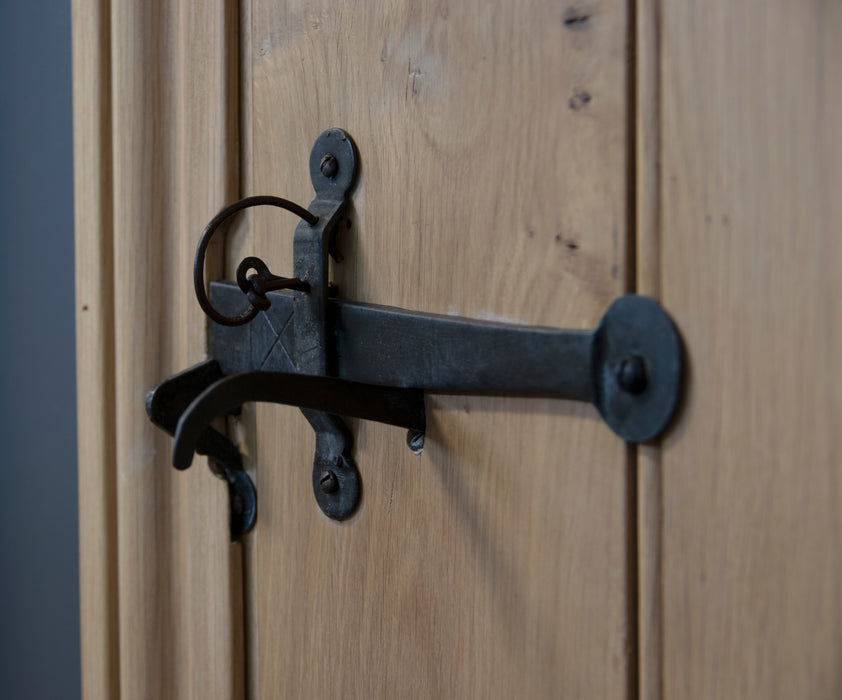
(146, 127), (684, 534)
(205, 282), (682, 442)
(194, 195), (316, 327)
(145, 361), (257, 536)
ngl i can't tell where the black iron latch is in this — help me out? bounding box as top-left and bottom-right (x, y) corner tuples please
(147, 128), (684, 535)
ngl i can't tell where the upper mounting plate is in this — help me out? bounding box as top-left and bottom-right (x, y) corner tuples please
(308, 128), (358, 200)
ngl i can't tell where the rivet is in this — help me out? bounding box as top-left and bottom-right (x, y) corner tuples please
(618, 355), (647, 394)
(320, 153), (339, 179)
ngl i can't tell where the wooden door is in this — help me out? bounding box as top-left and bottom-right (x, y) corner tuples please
(647, 1), (842, 697)
(73, 1), (242, 698)
(237, 1), (634, 698)
(72, 1), (842, 699)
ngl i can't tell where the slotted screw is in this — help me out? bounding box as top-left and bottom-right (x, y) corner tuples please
(319, 469), (339, 494)
(320, 153), (339, 179)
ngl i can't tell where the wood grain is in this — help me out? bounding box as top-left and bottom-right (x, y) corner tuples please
(660, 1), (842, 697)
(104, 1), (243, 697)
(242, 1), (634, 696)
(72, 1), (119, 697)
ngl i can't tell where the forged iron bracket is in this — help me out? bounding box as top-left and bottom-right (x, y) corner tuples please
(146, 127), (685, 534)
(289, 128), (363, 521)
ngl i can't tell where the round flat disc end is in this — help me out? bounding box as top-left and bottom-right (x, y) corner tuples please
(592, 295), (683, 443)
(309, 128), (358, 198)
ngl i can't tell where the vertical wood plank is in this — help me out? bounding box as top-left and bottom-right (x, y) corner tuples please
(72, 0), (119, 697)
(634, 1), (663, 699)
(244, 1), (634, 697)
(107, 1), (242, 697)
(660, 1), (842, 697)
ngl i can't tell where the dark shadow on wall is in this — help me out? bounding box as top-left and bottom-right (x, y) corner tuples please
(0, 2), (80, 698)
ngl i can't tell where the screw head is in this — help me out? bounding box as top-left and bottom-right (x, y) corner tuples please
(320, 153), (339, 179)
(618, 355), (648, 394)
(319, 469), (339, 494)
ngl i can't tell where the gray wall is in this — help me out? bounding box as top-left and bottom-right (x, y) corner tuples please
(0, 2), (80, 698)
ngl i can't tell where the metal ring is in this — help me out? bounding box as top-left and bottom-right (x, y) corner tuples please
(193, 195), (318, 327)
(235, 256), (272, 296)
